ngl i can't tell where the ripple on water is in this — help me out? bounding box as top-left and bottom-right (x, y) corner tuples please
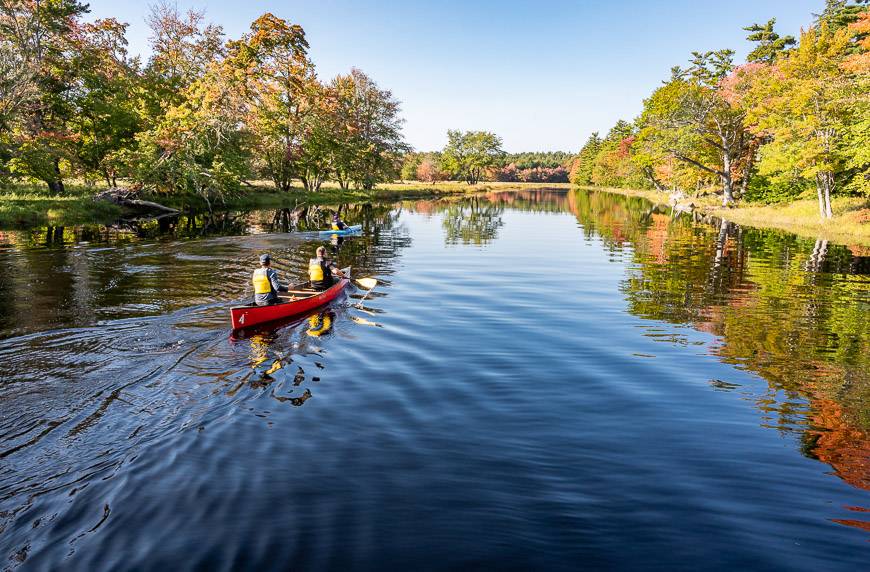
(2, 200), (870, 570)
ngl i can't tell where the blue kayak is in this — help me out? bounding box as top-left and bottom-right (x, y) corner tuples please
(318, 224), (362, 236)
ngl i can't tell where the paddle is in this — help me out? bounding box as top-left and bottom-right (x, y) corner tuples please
(353, 277), (378, 308)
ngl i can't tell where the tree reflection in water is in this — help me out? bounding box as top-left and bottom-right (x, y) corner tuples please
(570, 188), (870, 505)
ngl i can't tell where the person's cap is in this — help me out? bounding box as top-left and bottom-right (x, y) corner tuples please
(259, 254), (271, 264)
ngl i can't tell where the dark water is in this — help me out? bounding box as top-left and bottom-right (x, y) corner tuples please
(1, 190), (869, 571)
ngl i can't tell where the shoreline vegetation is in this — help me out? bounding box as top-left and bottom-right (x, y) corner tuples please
(0, 181), (571, 227)
(2, 180), (869, 247)
(574, 185), (870, 247)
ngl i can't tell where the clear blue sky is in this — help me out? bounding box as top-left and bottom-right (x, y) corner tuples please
(85, 0), (823, 152)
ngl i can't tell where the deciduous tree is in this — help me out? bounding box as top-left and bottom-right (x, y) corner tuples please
(742, 24), (859, 218)
(637, 51), (751, 205)
(0, 0), (90, 193)
(330, 69), (408, 189)
(441, 130), (504, 185)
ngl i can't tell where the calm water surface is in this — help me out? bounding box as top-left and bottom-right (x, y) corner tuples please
(1, 190), (869, 570)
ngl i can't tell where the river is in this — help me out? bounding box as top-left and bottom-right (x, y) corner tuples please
(1, 189), (868, 570)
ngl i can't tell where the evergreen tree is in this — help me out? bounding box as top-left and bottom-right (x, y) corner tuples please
(744, 18), (796, 63)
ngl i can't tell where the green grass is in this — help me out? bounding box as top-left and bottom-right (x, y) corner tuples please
(0, 184), (121, 227)
(709, 197), (870, 247)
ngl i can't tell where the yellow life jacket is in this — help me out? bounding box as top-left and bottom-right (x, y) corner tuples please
(308, 258), (324, 282)
(252, 268), (272, 295)
(331, 223), (340, 230)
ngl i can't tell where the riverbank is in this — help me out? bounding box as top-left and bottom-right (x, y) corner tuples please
(153, 181), (571, 211)
(577, 185), (870, 247)
(0, 181), (570, 228)
(0, 188), (123, 227)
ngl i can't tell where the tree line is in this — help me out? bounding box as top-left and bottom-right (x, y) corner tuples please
(569, 0), (869, 219)
(0, 1), (408, 202)
(401, 134), (572, 184)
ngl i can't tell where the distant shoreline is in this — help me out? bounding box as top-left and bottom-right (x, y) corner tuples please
(2, 182), (868, 248)
(0, 182), (570, 228)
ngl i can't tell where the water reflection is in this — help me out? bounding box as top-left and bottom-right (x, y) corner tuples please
(0, 203), (408, 338)
(3, 189), (870, 567)
(570, 189), (870, 501)
(402, 188), (870, 504)
(401, 196), (506, 245)
(441, 197), (504, 246)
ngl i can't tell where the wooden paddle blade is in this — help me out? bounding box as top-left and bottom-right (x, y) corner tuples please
(355, 278), (378, 289)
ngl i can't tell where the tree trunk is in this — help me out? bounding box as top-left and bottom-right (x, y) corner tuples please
(816, 171), (834, 220)
(738, 149), (754, 198)
(720, 152), (734, 206)
(642, 167), (666, 191)
(45, 159), (65, 195)
(47, 179), (64, 195)
(823, 177), (833, 220)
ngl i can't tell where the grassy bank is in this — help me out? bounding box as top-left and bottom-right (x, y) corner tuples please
(577, 185), (870, 247)
(0, 187), (122, 227)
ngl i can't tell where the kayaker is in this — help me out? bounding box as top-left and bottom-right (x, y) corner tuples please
(252, 254), (288, 306)
(309, 246), (345, 291)
(331, 211), (347, 231)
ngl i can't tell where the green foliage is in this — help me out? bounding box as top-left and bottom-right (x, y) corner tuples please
(569, 132), (601, 185)
(744, 19), (797, 63)
(132, 57), (251, 205)
(401, 152), (423, 180)
(440, 130), (504, 185)
(0, 0), (90, 193)
(69, 18), (142, 186)
(743, 172), (809, 203)
(503, 151), (573, 170)
(590, 120), (645, 188)
(329, 69), (409, 190)
(742, 23), (862, 217)
(817, 0), (870, 30)
(637, 71), (747, 204)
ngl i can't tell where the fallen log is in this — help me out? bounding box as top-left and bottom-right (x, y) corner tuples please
(93, 187), (179, 214)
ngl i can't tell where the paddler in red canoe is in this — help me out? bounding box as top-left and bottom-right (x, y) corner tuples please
(309, 246), (345, 291)
(252, 254), (289, 306)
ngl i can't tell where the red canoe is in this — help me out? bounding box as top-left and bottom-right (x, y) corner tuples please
(230, 267), (351, 330)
